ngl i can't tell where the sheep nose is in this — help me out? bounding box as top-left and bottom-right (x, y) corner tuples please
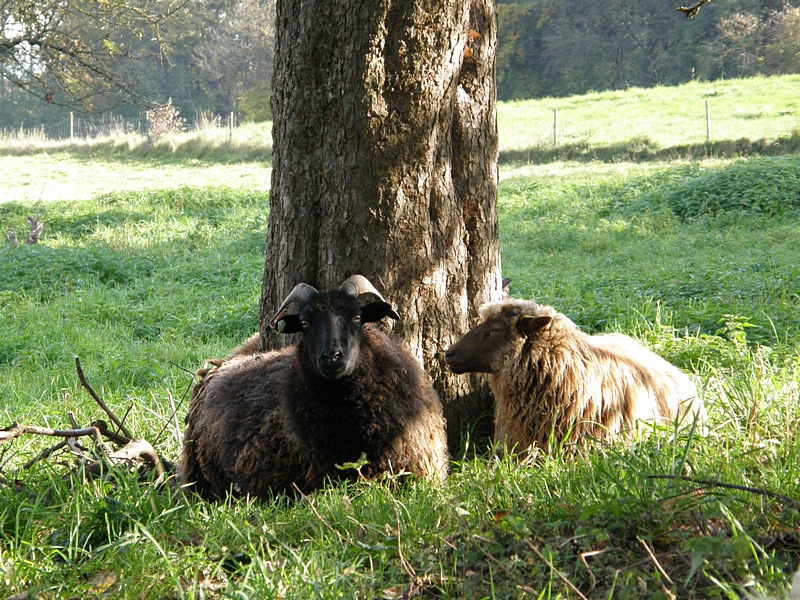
(321, 350), (343, 364)
(445, 348), (455, 359)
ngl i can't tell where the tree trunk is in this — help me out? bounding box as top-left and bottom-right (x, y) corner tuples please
(260, 0), (502, 454)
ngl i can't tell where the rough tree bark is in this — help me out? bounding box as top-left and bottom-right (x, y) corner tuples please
(259, 0), (502, 453)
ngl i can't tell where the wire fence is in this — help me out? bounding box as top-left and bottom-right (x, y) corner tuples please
(0, 112), (237, 141)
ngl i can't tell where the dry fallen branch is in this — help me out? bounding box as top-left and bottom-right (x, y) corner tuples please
(0, 357), (172, 493)
(648, 474), (800, 511)
(75, 356), (134, 440)
(525, 539), (590, 600)
(80, 438), (166, 483)
(638, 537), (674, 585)
(0, 422), (98, 442)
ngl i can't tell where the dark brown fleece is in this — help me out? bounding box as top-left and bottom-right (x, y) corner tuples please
(179, 325), (448, 500)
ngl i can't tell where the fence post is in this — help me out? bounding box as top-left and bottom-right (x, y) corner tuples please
(70, 112), (74, 140)
(229, 112), (234, 142)
(553, 108), (558, 147)
(705, 100), (711, 144)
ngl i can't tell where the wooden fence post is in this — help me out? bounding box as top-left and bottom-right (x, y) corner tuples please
(706, 100), (711, 144)
(553, 108), (558, 147)
(70, 112), (74, 140)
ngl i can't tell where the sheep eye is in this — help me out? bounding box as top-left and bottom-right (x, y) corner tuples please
(352, 315), (362, 323)
(300, 320), (310, 329)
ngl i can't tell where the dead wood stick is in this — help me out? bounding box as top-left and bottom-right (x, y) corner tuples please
(117, 404), (134, 437)
(74, 356), (133, 440)
(617, 549), (682, 575)
(92, 420), (132, 446)
(18, 440), (68, 470)
(81, 438), (166, 482)
(292, 482), (363, 551)
(638, 537), (674, 585)
(647, 474), (800, 511)
(66, 412), (85, 454)
(0, 423), (98, 441)
(525, 539), (590, 600)
(110, 438), (165, 479)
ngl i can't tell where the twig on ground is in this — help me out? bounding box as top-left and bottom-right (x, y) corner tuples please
(155, 373), (193, 445)
(117, 404), (134, 439)
(525, 539), (589, 600)
(393, 501), (416, 579)
(617, 550), (682, 575)
(92, 420), (131, 446)
(638, 537), (674, 585)
(578, 549), (607, 593)
(74, 356), (133, 440)
(66, 412), (86, 454)
(18, 440), (68, 471)
(167, 389), (182, 443)
(648, 474), (800, 511)
(0, 423), (98, 441)
(462, 534), (538, 595)
(292, 482), (362, 551)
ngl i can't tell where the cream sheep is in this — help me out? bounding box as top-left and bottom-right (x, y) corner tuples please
(444, 299), (706, 454)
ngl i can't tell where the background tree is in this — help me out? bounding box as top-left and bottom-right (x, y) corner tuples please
(260, 0), (503, 452)
(0, 0), (190, 111)
(0, 0), (276, 126)
(193, 0), (275, 119)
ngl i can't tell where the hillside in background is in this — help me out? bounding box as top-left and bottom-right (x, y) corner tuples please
(3, 73), (799, 206)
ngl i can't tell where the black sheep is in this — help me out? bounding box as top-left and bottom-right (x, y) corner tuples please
(179, 275), (449, 499)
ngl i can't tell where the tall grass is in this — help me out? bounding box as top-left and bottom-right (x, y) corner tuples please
(1, 153), (800, 597)
(0, 120), (272, 163)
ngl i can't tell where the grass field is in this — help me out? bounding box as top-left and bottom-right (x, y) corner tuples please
(2, 76), (800, 598)
(2, 74), (799, 204)
(498, 74), (800, 163)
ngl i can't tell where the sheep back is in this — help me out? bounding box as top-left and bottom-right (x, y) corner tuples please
(480, 300), (705, 453)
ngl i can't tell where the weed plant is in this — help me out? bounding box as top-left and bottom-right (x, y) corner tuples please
(1, 160), (800, 597)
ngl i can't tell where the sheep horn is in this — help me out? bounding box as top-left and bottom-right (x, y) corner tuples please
(339, 275), (400, 320)
(267, 283), (318, 330)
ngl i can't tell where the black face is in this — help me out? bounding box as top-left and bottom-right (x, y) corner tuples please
(444, 318), (513, 374)
(298, 292), (365, 381)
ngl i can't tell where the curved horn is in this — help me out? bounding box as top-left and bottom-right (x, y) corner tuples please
(339, 275), (400, 320)
(338, 274), (387, 300)
(267, 283), (318, 329)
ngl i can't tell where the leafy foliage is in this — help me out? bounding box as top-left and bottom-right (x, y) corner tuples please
(496, 0), (800, 102)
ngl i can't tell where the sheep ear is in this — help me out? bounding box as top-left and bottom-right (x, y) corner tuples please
(273, 315), (302, 334)
(520, 315), (551, 336)
(361, 301), (400, 323)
